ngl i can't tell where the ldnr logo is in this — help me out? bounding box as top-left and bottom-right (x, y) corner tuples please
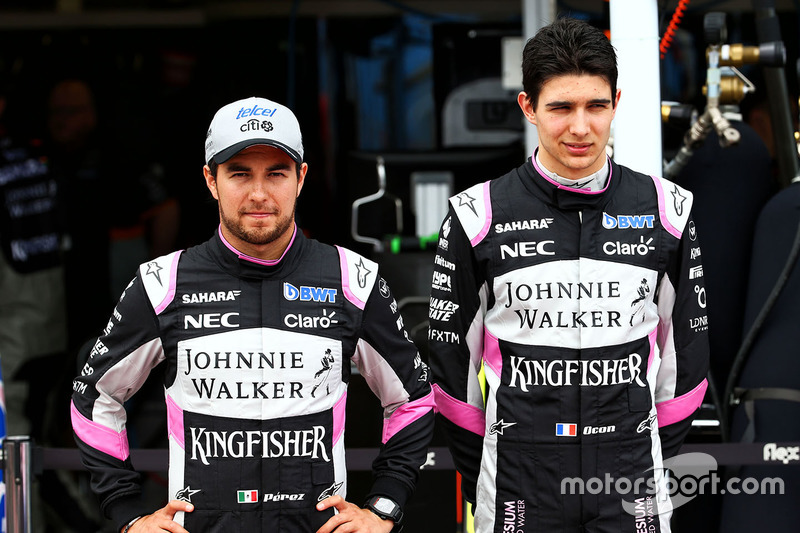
(283, 283), (337, 303)
(602, 213), (655, 229)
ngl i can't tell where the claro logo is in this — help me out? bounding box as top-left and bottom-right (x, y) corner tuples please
(184, 312), (240, 329)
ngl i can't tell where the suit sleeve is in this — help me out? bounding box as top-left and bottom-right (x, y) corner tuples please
(351, 265), (435, 510)
(427, 208), (487, 505)
(70, 274), (165, 530)
(655, 209), (710, 458)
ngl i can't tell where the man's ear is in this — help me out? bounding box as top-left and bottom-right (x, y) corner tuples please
(203, 165), (219, 200)
(517, 92), (536, 125)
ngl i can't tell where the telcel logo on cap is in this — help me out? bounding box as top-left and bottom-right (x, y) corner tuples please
(236, 105), (277, 119)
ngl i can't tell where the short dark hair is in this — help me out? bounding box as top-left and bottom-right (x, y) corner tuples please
(208, 160), (219, 178)
(521, 17), (618, 110)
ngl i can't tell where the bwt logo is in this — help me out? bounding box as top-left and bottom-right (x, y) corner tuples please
(602, 213), (655, 230)
(283, 283), (337, 303)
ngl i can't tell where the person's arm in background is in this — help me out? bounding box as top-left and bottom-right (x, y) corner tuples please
(655, 200), (711, 458)
(428, 206), (487, 506)
(318, 249), (435, 532)
(71, 263), (171, 532)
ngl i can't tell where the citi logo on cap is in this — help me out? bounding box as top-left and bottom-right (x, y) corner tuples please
(205, 96), (304, 165)
(236, 105), (277, 119)
(555, 423), (577, 437)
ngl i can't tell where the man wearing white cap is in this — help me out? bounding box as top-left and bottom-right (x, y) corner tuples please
(71, 97), (434, 533)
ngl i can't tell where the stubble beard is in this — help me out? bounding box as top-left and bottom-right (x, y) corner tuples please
(219, 201), (296, 247)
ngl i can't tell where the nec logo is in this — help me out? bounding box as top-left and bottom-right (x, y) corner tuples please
(283, 283), (337, 303)
(602, 213), (655, 229)
(184, 312), (240, 329)
(499, 241), (555, 260)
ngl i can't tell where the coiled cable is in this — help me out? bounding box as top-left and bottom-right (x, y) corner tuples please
(659, 0), (690, 59)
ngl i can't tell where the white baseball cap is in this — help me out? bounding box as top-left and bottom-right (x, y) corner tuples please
(204, 96), (304, 165)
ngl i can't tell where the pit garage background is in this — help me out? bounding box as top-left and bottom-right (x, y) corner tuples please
(0, 0), (799, 531)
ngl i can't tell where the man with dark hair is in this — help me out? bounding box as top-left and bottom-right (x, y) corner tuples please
(72, 96), (434, 533)
(428, 17), (709, 532)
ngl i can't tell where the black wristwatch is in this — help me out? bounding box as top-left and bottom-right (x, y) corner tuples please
(365, 496), (404, 532)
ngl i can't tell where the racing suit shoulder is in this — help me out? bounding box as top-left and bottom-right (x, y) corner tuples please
(448, 180), (493, 246)
(138, 250), (183, 314)
(335, 245), (379, 310)
(337, 245), (435, 509)
(648, 173), (695, 240)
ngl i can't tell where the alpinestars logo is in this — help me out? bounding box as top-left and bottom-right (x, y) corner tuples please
(146, 261), (164, 285)
(356, 258), (371, 288)
(318, 482), (344, 501)
(489, 419), (516, 435)
(637, 413), (657, 434)
(176, 486), (201, 503)
(672, 185), (687, 216)
(457, 192), (478, 216)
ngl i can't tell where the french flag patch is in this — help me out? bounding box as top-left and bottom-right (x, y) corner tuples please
(556, 423), (578, 437)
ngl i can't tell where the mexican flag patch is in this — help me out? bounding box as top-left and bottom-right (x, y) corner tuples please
(237, 490), (259, 503)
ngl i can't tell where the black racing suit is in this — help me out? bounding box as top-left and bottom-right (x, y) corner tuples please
(72, 227), (435, 532)
(428, 156), (710, 533)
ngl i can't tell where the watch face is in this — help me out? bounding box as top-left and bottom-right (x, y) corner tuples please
(373, 498), (398, 515)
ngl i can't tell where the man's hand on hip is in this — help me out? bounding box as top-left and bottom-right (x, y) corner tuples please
(315, 495), (394, 533)
(124, 500), (194, 533)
